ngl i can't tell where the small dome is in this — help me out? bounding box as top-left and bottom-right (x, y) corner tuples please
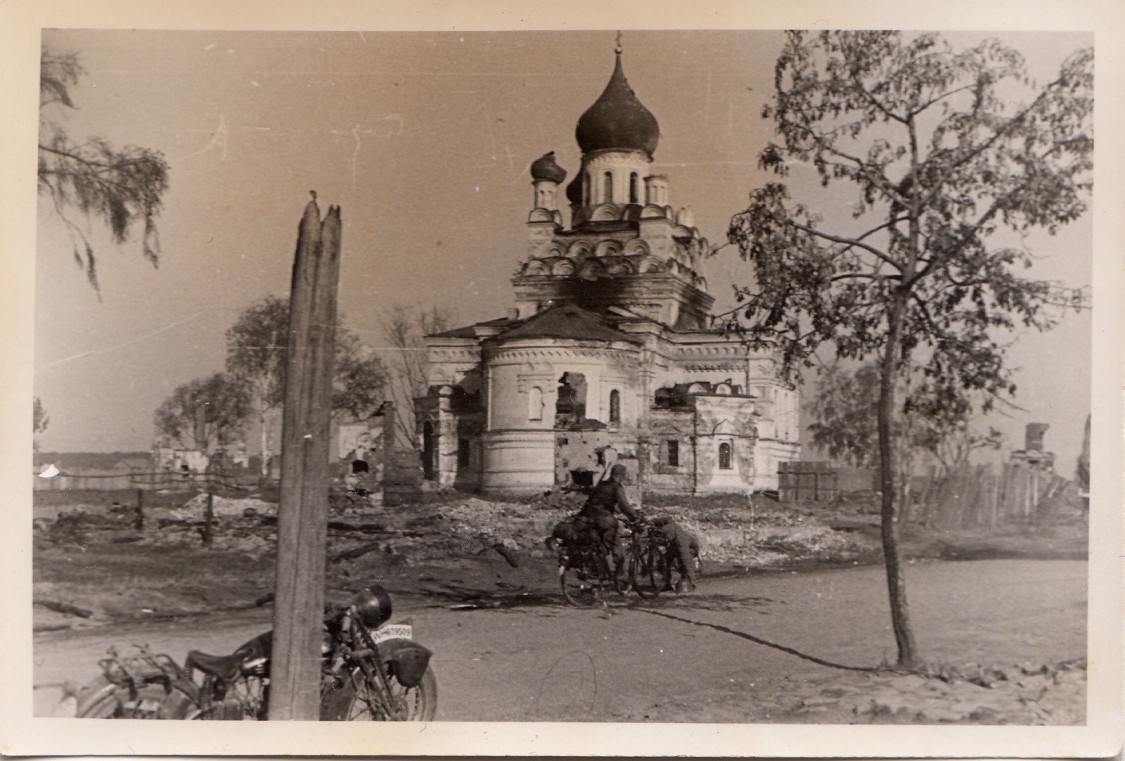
(530, 151), (567, 183)
(576, 53), (659, 157)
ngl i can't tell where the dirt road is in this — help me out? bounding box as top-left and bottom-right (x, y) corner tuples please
(34, 558), (1086, 723)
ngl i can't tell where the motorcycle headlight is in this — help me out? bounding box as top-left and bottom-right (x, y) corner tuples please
(350, 585), (393, 629)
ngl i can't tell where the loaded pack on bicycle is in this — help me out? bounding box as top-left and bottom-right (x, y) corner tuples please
(547, 464), (699, 604)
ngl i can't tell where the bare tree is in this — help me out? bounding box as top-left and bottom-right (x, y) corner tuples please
(38, 47), (170, 295)
(381, 305), (451, 447)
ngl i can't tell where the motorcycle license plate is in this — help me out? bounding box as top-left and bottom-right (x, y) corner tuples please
(371, 623), (412, 643)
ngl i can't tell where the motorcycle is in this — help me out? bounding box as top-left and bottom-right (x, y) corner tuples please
(70, 585), (437, 721)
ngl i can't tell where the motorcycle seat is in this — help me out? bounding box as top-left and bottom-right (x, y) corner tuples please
(185, 650), (245, 681)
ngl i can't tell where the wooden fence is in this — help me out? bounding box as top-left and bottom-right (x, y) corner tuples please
(32, 470), (251, 493)
(778, 461), (876, 503)
(900, 463), (1077, 528)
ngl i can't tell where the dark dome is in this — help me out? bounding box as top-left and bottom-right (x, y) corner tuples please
(530, 151), (567, 183)
(576, 53), (659, 157)
(565, 173), (583, 204)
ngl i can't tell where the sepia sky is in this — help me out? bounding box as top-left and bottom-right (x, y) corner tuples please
(33, 29), (1093, 468)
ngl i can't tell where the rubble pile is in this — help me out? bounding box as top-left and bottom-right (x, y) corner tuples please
(34, 488), (869, 572)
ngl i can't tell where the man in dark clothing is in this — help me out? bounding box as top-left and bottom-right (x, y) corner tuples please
(578, 463), (640, 575)
(651, 516), (701, 592)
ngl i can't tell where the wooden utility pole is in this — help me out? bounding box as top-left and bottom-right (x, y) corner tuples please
(268, 195), (342, 720)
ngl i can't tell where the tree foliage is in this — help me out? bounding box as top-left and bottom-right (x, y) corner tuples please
(38, 47), (170, 294)
(225, 294), (387, 420)
(33, 397), (50, 435)
(225, 295), (290, 413)
(153, 373), (252, 452)
(332, 329), (388, 421)
(727, 31), (1092, 667)
(223, 295), (387, 474)
(809, 361), (1001, 475)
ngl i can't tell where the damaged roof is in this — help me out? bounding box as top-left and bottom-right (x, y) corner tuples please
(490, 304), (639, 345)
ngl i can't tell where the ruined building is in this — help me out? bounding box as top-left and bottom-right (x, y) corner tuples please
(415, 46), (800, 496)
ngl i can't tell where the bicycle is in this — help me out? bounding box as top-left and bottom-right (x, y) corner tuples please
(623, 519), (671, 599)
(556, 532), (627, 606)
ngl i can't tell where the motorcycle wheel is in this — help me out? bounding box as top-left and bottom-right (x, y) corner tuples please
(345, 666), (437, 721)
(75, 676), (165, 719)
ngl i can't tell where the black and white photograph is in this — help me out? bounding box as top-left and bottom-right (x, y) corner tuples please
(1, 1), (1121, 757)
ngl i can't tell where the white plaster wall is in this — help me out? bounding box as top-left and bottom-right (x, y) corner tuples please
(479, 429), (556, 494)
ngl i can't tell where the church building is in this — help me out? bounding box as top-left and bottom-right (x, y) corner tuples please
(415, 46), (800, 496)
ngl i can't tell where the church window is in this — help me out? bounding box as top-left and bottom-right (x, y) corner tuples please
(666, 440), (679, 467)
(457, 438), (471, 467)
(629, 172), (639, 203)
(718, 442), (732, 470)
(604, 171), (614, 203)
(609, 389), (620, 423)
(528, 386), (544, 420)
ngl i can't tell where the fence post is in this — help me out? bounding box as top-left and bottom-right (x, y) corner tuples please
(269, 197), (342, 721)
(202, 490), (214, 547)
(134, 488), (145, 531)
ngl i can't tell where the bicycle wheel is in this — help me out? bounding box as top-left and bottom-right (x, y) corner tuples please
(630, 543), (663, 599)
(649, 544), (673, 594)
(560, 560), (598, 606)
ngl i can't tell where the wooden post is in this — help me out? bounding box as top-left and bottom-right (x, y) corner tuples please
(269, 197), (342, 721)
(202, 490), (214, 547)
(134, 488), (145, 531)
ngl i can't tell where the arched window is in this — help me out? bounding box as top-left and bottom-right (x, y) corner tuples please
(583, 172), (591, 206)
(609, 389), (620, 423)
(603, 171), (614, 203)
(629, 172), (639, 203)
(718, 442), (732, 470)
(528, 386), (544, 421)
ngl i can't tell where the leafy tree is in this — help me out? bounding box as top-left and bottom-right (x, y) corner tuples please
(225, 296), (289, 472)
(32, 396), (49, 452)
(332, 330), (388, 421)
(225, 295), (387, 475)
(914, 418), (1003, 473)
(1075, 413), (1090, 493)
(33, 397), (50, 435)
(381, 304), (451, 447)
(38, 47), (170, 294)
(153, 373), (252, 452)
(808, 362), (1001, 513)
(727, 32), (1091, 667)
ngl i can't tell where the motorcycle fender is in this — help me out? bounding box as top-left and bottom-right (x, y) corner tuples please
(74, 676), (121, 718)
(380, 638), (432, 688)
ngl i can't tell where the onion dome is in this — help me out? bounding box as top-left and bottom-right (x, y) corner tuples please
(576, 52), (659, 158)
(565, 172), (583, 205)
(530, 151), (567, 183)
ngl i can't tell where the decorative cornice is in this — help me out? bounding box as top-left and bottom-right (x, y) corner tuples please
(486, 346), (642, 364)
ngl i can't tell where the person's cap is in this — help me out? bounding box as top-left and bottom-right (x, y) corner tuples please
(611, 463), (628, 479)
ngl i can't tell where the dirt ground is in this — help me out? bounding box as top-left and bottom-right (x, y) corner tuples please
(31, 488), (1089, 724)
